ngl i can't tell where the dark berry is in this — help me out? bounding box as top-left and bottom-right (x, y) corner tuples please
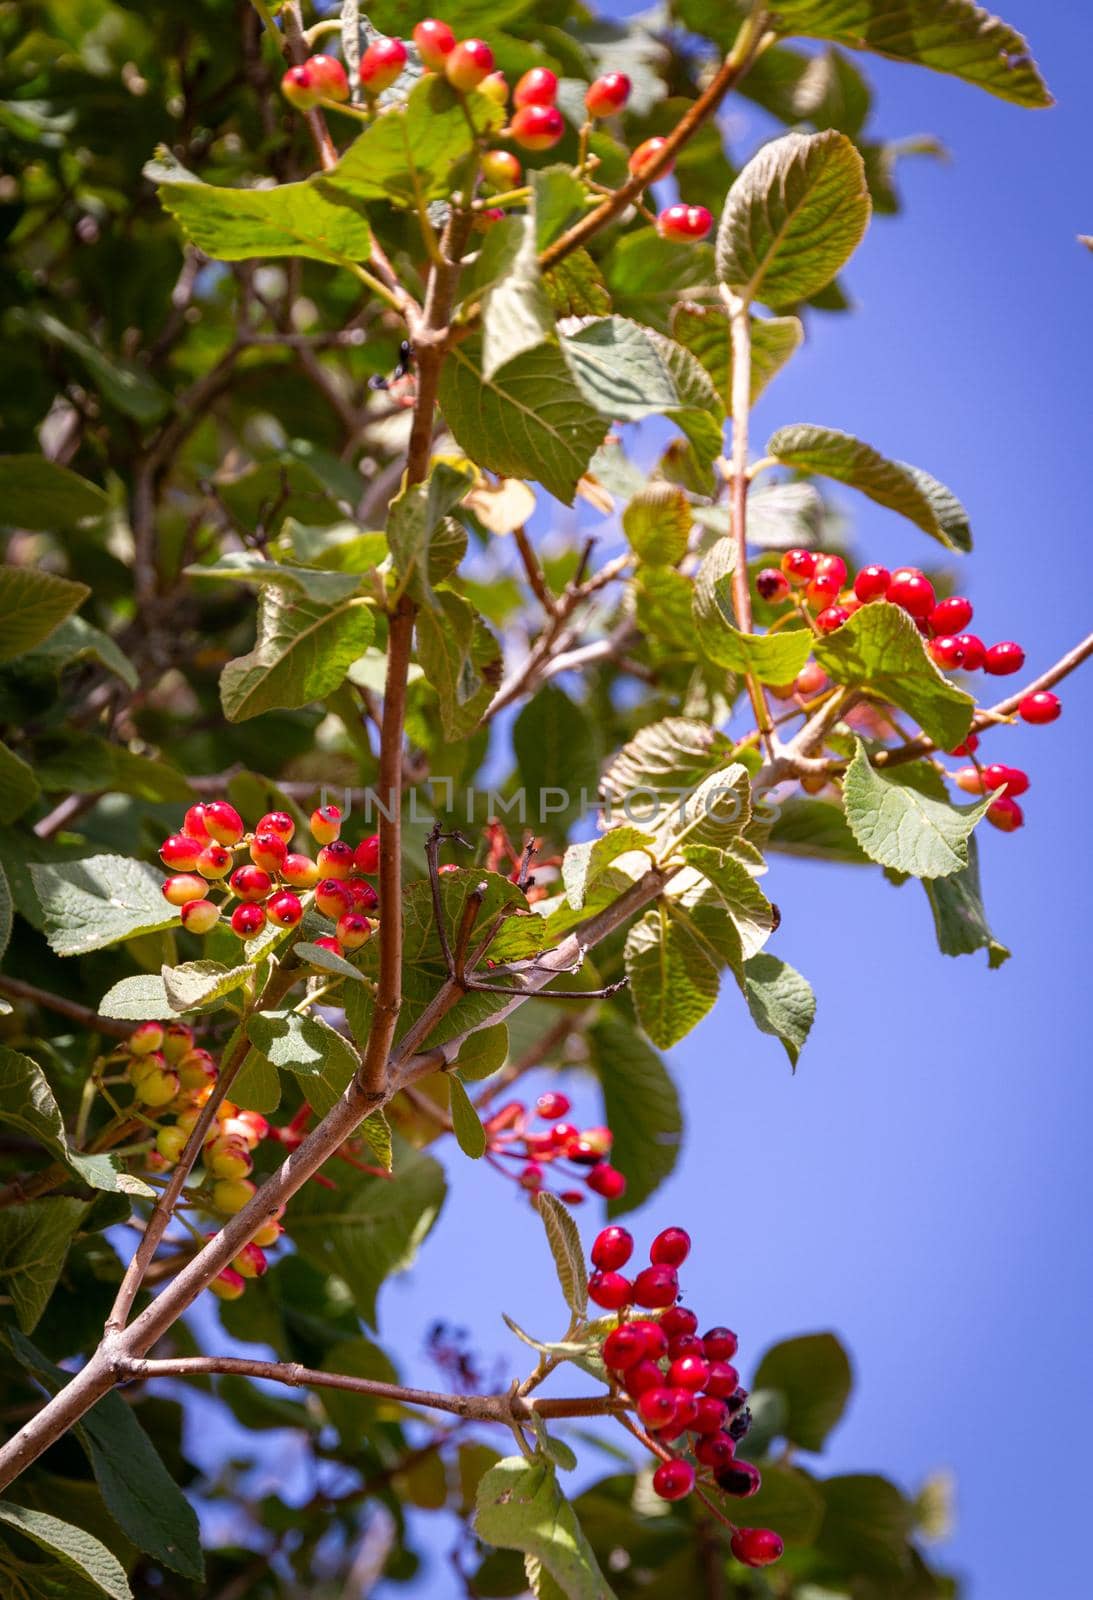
(728, 1405), (753, 1442)
(695, 1430), (736, 1469)
(715, 1459), (762, 1498)
(702, 1327), (738, 1362)
(756, 567), (790, 603)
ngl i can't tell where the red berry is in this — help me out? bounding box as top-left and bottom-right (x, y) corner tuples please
(315, 878), (354, 918)
(987, 796), (1024, 832)
(281, 853), (320, 888)
(309, 804), (342, 845)
(353, 834), (380, 874)
(667, 1333), (704, 1361)
(203, 800), (244, 845)
(231, 903), (266, 939)
(794, 660), (827, 696)
(306, 54), (350, 103)
(816, 604), (851, 634)
(668, 1389), (698, 1430)
(585, 72), (630, 118)
(1019, 691), (1061, 724)
(588, 1270), (632, 1310)
(716, 1459), (762, 1497)
(669, 1354), (710, 1391)
(650, 1227), (691, 1267)
(281, 63), (320, 110)
(560, 1189), (585, 1205)
(267, 891), (303, 929)
(853, 564), (890, 603)
(633, 1264), (678, 1309)
(180, 899), (220, 934)
(691, 1396), (729, 1435)
(953, 766), (984, 795)
(250, 832), (287, 873)
(703, 1361), (740, 1398)
(587, 1162), (626, 1199)
(162, 874), (206, 906)
(806, 572), (841, 610)
(703, 1327), (738, 1362)
(519, 1162), (543, 1190)
(623, 1358), (664, 1396)
(602, 1325), (645, 1371)
(756, 567), (790, 603)
(317, 841), (354, 879)
(628, 136), (673, 177)
(445, 38), (494, 92)
(413, 18), (456, 70)
(537, 1091), (571, 1121)
(346, 877), (379, 911)
(928, 635), (966, 671)
(949, 734), (979, 756)
(636, 1387), (677, 1428)
(311, 935), (344, 959)
(196, 842), (232, 879)
(984, 640), (1026, 676)
(629, 1320), (669, 1361)
(513, 67), (558, 107)
(656, 204), (712, 242)
(696, 1430), (736, 1469)
(482, 149), (522, 192)
(886, 570), (935, 619)
(730, 1528), (783, 1568)
(160, 833), (204, 871)
(591, 1225), (633, 1271)
(232, 1241), (268, 1280)
(510, 103), (565, 151)
(230, 865), (272, 902)
(652, 1458), (694, 1501)
(814, 553), (847, 587)
(781, 548), (817, 584)
(257, 811), (294, 842)
(336, 912), (373, 950)
(360, 37), (407, 95)
(955, 632), (986, 670)
(210, 1266), (246, 1301)
(982, 763), (1029, 797)
(929, 595), (973, 635)
(660, 1306), (698, 1340)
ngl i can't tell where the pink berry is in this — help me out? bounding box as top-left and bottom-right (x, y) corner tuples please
(510, 103), (565, 151)
(196, 842), (232, 879)
(180, 899), (221, 934)
(513, 67), (557, 107)
(987, 796), (1024, 832)
(160, 833), (204, 871)
(309, 804), (342, 844)
(162, 873), (206, 906)
(1019, 691), (1061, 724)
(360, 37), (407, 95)
(984, 640), (1026, 676)
(203, 800), (244, 845)
(929, 595), (973, 635)
(250, 832), (287, 873)
(257, 811), (294, 842)
(730, 1528), (783, 1568)
(650, 1227), (691, 1267)
(591, 1225), (633, 1271)
(210, 1266), (246, 1301)
(656, 204), (712, 242)
(306, 54), (350, 103)
(413, 18), (456, 70)
(588, 1270), (632, 1310)
(853, 564), (890, 603)
(230, 865), (272, 902)
(282, 853), (320, 888)
(633, 1264), (678, 1309)
(232, 1241), (268, 1280)
(445, 38), (494, 92)
(537, 1091), (571, 1121)
(628, 136), (672, 177)
(585, 72), (631, 118)
(336, 912), (373, 950)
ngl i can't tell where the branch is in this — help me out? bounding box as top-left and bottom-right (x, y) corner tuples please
(0, 976), (131, 1038)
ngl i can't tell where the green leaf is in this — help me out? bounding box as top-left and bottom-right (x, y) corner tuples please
(625, 901), (721, 1048)
(922, 833), (1010, 967)
(448, 1073), (487, 1159)
(0, 567), (90, 663)
(294, 941), (372, 984)
(672, 304), (803, 407)
(843, 740), (992, 878)
(21, 616), (137, 691)
(147, 148), (372, 265)
(767, 423), (972, 550)
(97, 974), (172, 1021)
(31, 854), (179, 956)
(513, 685), (600, 835)
(220, 585), (374, 721)
(455, 1024), (510, 1083)
(6, 1331), (203, 1579)
(600, 230), (715, 334)
(767, 794), (871, 863)
(475, 1457), (612, 1600)
(770, 0), (1052, 109)
(288, 1137), (445, 1326)
(813, 600), (974, 748)
(481, 210), (555, 380)
(681, 846), (776, 957)
(694, 572), (813, 684)
(0, 1502), (131, 1599)
(740, 953), (816, 1067)
(657, 764), (753, 858)
(0, 1047), (153, 1197)
(14, 310), (172, 425)
(561, 827), (654, 912)
(0, 739), (40, 823)
(716, 130), (871, 309)
(622, 483), (692, 566)
(184, 552), (360, 604)
(535, 1192), (587, 1319)
(707, 1461), (825, 1546)
(322, 75), (503, 207)
(439, 335), (606, 505)
(387, 461), (474, 610)
(754, 1331), (853, 1450)
(246, 1010), (361, 1117)
(588, 1018), (681, 1217)
(600, 717), (736, 824)
(0, 457), (107, 529)
(815, 1473), (913, 1577)
(160, 960), (250, 1013)
(0, 1198), (89, 1332)
(416, 591), (502, 738)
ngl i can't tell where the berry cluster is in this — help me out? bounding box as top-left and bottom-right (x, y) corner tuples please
(159, 800), (377, 957)
(586, 1224), (783, 1568)
(757, 549), (1064, 834)
(121, 1023), (285, 1300)
(482, 1093), (626, 1202)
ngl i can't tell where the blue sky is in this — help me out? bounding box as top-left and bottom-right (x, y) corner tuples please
(181, 5), (1093, 1593)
